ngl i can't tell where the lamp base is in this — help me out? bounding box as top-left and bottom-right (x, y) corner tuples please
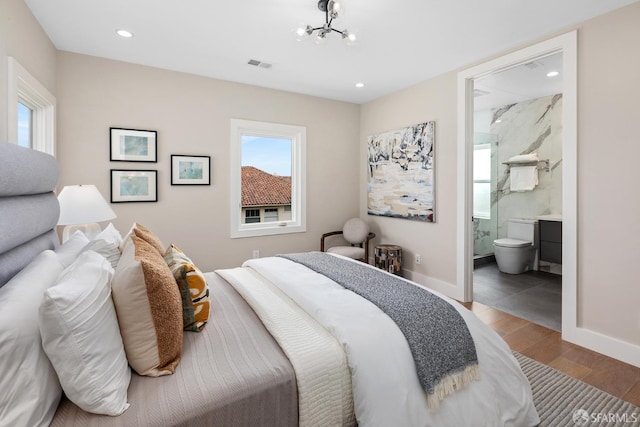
(61, 223), (102, 243)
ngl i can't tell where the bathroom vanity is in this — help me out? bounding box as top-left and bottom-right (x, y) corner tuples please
(537, 215), (562, 264)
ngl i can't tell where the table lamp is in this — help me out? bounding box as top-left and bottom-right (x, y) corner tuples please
(57, 184), (117, 242)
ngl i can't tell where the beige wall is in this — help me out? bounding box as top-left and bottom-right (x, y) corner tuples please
(0, 0), (57, 142)
(360, 2), (640, 347)
(360, 73), (459, 288)
(576, 3), (640, 344)
(56, 52), (361, 271)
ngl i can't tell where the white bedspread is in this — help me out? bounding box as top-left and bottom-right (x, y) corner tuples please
(242, 255), (540, 427)
(216, 267), (355, 427)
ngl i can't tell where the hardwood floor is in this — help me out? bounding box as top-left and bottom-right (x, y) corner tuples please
(461, 301), (640, 407)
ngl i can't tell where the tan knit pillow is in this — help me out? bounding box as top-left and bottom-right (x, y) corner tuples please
(133, 223), (165, 254)
(111, 236), (183, 376)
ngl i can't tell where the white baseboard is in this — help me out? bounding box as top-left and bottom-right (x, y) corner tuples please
(402, 268), (465, 301)
(563, 325), (640, 368)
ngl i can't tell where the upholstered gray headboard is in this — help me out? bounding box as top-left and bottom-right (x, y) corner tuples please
(0, 142), (60, 288)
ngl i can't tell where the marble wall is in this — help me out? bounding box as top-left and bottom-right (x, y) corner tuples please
(474, 93), (563, 253)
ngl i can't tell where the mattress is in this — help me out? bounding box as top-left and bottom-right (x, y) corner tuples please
(50, 273), (298, 427)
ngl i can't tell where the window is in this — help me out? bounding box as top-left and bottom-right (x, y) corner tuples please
(245, 209), (261, 224)
(230, 119), (306, 238)
(264, 208), (279, 222)
(473, 144), (492, 219)
(8, 57), (56, 155)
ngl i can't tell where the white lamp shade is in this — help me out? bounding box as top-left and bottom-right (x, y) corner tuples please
(57, 185), (117, 226)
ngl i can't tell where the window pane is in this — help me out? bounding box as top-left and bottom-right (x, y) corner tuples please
(245, 209), (260, 223)
(241, 135), (292, 224)
(18, 102), (32, 148)
(473, 146), (491, 181)
(264, 208), (279, 222)
(473, 182), (491, 219)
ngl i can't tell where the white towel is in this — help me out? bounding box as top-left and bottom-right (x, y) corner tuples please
(510, 165), (538, 191)
(508, 152), (539, 164)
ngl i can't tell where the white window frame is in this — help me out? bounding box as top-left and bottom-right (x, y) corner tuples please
(8, 57), (56, 155)
(230, 119), (306, 238)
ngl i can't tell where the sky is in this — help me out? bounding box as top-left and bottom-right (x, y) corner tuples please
(18, 102), (31, 148)
(241, 135), (292, 176)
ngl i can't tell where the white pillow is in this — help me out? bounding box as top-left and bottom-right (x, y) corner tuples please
(0, 250), (64, 427)
(54, 230), (90, 267)
(95, 222), (123, 247)
(39, 251), (131, 416)
(82, 239), (121, 268)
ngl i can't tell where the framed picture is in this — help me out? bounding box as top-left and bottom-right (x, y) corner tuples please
(367, 121), (436, 222)
(110, 169), (158, 203)
(110, 128), (157, 162)
(171, 155), (211, 185)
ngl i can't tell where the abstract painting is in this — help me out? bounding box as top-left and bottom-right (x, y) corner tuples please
(367, 121), (435, 222)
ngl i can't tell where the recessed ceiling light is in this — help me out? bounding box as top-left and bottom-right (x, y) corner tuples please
(355, 82), (365, 88)
(546, 70), (559, 77)
(116, 29), (133, 38)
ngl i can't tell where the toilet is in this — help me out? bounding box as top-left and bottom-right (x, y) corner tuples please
(493, 219), (539, 274)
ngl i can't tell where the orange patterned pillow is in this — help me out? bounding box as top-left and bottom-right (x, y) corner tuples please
(163, 244), (210, 332)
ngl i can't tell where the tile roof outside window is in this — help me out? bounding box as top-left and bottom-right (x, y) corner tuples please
(241, 166), (291, 207)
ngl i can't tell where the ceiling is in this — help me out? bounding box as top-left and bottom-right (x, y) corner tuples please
(474, 52), (563, 111)
(24, 0), (638, 104)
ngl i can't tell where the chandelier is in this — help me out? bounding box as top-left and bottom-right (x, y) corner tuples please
(296, 0), (356, 44)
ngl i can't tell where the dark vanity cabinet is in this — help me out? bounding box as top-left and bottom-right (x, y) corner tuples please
(539, 220), (562, 264)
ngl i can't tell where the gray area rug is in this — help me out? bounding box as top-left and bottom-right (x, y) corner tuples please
(515, 352), (640, 426)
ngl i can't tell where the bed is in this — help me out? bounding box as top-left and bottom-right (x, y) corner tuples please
(0, 141), (540, 427)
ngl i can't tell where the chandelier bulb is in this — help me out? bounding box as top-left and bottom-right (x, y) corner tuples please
(328, 0), (344, 19)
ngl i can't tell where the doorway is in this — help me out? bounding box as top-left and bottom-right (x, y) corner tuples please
(456, 32), (577, 337)
(471, 53), (564, 330)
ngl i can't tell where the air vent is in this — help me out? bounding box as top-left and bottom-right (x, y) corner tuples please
(247, 59), (272, 69)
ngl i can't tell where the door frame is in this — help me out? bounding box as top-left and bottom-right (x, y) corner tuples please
(456, 31), (578, 338)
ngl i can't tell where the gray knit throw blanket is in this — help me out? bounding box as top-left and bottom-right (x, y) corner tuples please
(280, 252), (480, 408)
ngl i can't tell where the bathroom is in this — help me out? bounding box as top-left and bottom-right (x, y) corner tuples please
(472, 53), (563, 331)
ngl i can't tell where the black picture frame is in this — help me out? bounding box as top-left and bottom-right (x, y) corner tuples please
(110, 169), (158, 203)
(110, 127), (157, 162)
(171, 155), (211, 185)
